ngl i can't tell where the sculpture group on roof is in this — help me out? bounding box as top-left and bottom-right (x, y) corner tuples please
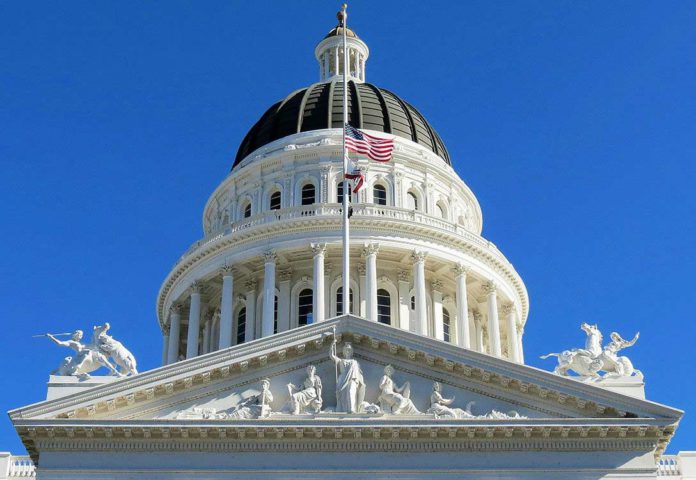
(541, 322), (642, 381)
(44, 323), (138, 379)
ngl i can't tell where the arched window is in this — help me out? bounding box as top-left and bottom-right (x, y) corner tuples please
(270, 191), (281, 210)
(410, 296), (415, 310)
(236, 308), (246, 345)
(373, 184), (387, 205)
(298, 288), (313, 326)
(337, 181), (352, 204)
(301, 184), (316, 205)
(336, 287), (354, 315)
(377, 288), (391, 325)
(443, 308), (452, 343)
(243, 202), (252, 218)
(436, 201), (447, 219)
(407, 192), (418, 210)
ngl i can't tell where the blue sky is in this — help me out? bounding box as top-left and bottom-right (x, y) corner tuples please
(1, 1), (695, 454)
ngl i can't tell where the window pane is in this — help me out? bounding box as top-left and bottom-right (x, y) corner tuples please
(236, 308), (246, 344)
(244, 203), (252, 218)
(301, 184), (315, 205)
(337, 181), (352, 204)
(410, 296), (415, 310)
(377, 288), (391, 325)
(407, 192), (418, 210)
(443, 308), (451, 343)
(374, 185), (387, 205)
(298, 288), (313, 325)
(270, 191), (281, 210)
(336, 287), (354, 315)
(274, 295), (278, 334)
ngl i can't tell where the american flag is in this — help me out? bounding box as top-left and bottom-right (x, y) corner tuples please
(344, 123), (394, 162)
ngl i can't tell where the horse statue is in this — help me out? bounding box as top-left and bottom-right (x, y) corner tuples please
(540, 323), (604, 380)
(93, 323), (138, 376)
(541, 323), (642, 381)
(46, 330), (122, 379)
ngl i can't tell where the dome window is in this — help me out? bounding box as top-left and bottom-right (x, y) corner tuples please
(337, 181), (352, 204)
(377, 288), (391, 325)
(301, 184), (316, 206)
(270, 191), (282, 210)
(373, 184), (387, 206)
(236, 308), (246, 345)
(436, 201), (448, 220)
(242, 201), (252, 219)
(407, 192), (418, 211)
(443, 308), (452, 343)
(298, 288), (313, 325)
(336, 286), (354, 315)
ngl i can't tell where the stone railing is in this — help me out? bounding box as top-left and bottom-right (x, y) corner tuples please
(0, 454), (36, 479)
(657, 455), (681, 476)
(178, 204), (501, 266)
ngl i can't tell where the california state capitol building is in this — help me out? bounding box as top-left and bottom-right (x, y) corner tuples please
(2, 7), (695, 480)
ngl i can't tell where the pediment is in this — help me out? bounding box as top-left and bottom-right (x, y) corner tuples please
(10, 316), (681, 459)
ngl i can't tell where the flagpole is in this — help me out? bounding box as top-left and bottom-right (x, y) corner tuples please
(341, 3), (350, 317)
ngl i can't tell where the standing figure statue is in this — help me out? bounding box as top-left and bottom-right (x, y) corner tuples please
(287, 365), (323, 414)
(600, 332), (643, 379)
(46, 330), (121, 378)
(330, 341), (365, 413)
(93, 323), (138, 376)
(377, 365), (420, 415)
(426, 382), (474, 419)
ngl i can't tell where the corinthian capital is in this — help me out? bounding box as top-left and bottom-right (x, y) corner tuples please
(363, 243), (380, 257)
(431, 280), (443, 291)
(411, 250), (427, 263)
(310, 243), (326, 257)
(481, 281), (497, 296)
(221, 264), (234, 276)
(358, 264), (366, 275)
(453, 263), (470, 277)
(501, 303), (515, 316)
(190, 281), (202, 294)
(263, 250), (277, 263)
(245, 279), (257, 292)
(398, 270), (410, 282)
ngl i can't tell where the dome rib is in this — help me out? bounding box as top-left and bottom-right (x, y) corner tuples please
(233, 79), (451, 168)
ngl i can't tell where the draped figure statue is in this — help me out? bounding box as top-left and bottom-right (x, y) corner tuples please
(287, 365), (323, 414)
(377, 365), (420, 415)
(330, 341), (365, 413)
(426, 382), (474, 419)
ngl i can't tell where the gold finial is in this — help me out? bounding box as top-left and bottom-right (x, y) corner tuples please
(337, 4), (348, 27)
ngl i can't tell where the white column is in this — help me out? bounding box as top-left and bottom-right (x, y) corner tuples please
(186, 282), (202, 359)
(167, 305), (181, 364)
(262, 251), (277, 337)
(483, 281), (502, 357)
(397, 270), (410, 330)
(202, 318), (211, 354)
(503, 303), (520, 363)
(311, 243), (326, 323)
(244, 280), (256, 342)
(278, 270), (292, 332)
(161, 325), (169, 365)
(324, 262), (332, 317)
(219, 265), (234, 349)
(364, 243), (379, 322)
(474, 311), (485, 352)
(432, 281), (444, 340)
(323, 53), (329, 79)
(517, 326), (525, 364)
(358, 264), (367, 317)
(412, 250), (428, 336)
(453, 264), (471, 349)
(334, 47), (339, 76)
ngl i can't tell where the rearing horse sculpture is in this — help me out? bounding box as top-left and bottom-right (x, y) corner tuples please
(540, 323), (604, 380)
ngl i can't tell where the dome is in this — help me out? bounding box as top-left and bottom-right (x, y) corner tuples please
(234, 79), (451, 168)
(324, 25), (358, 39)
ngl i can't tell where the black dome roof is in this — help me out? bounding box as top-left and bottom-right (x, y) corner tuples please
(234, 79), (451, 168)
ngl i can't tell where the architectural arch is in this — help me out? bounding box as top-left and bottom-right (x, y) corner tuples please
(329, 275), (360, 317)
(377, 276), (399, 327)
(290, 277), (314, 327)
(295, 176), (318, 206)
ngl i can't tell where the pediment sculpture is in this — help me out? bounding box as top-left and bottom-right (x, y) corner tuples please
(541, 322), (642, 381)
(42, 323), (138, 378)
(175, 340), (528, 421)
